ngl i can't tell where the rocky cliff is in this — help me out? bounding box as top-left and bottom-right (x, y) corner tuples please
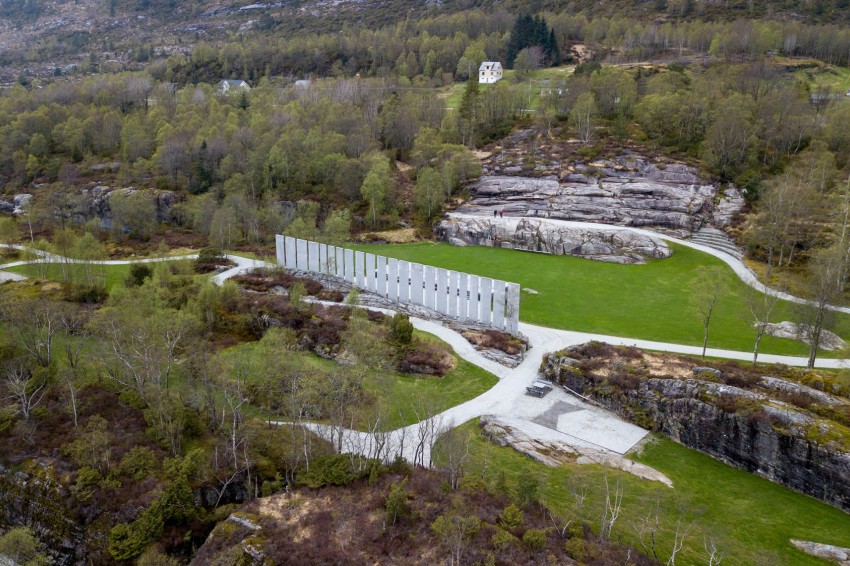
(438, 152), (745, 262)
(469, 153), (744, 234)
(540, 344), (850, 513)
(437, 216), (671, 264)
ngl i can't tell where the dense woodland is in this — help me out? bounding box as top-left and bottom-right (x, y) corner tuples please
(2, 3), (850, 564)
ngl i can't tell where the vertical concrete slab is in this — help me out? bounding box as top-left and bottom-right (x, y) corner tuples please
(436, 269), (448, 314)
(387, 258), (399, 300)
(398, 261), (410, 302)
(479, 277), (493, 325)
(423, 266), (436, 310)
(326, 246), (337, 277)
(505, 283), (520, 334)
(447, 271), (459, 317)
(467, 275), (480, 320)
(410, 263), (424, 306)
(318, 244), (328, 274)
(365, 253), (376, 292)
(307, 241), (320, 273)
(275, 235), (285, 265)
(458, 272), (469, 319)
(344, 248), (355, 283)
(355, 251), (366, 288)
(284, 236), (297, 270)
(376, 255), (387, 296)
(492, 281), (506, 329)
(334, 247), (345, 279)
(296, 239), (309, 271)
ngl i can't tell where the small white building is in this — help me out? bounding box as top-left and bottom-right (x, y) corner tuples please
(217, 79), (251, 95)
(478, 62), (503, 84)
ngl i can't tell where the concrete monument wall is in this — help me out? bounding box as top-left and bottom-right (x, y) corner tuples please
(275, 235), (520, 333)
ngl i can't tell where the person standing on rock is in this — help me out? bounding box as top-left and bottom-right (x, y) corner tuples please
(493, 210), (497, 218)
(500, 211), (504, 218)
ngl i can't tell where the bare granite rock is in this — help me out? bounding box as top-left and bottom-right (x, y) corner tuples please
(438, 216), (670, 264)
(790, 540), (850, 565)
(763, 321), (847, 351)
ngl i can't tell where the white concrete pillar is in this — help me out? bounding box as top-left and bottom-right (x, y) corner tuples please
(284, 236), (297, 270)
(344, 248), (355, 283)
(410, 263), (424, 306)
(276, 235), (285, 265)
(355, 251), (366, 288)
(376, 255), (387, 296)
(458, 272), (469, 319)
(398, 261), (410, 302)
(436, 269), (448, 314)
(307, 241), (320, 273)
(387, 258), (399, 300)
(467, 275), (480, 320)
(479, 277), (493, 325)
(423, 266), (436, 310)
(295, 239), (309, 271)
(492, 280), (506, 329)
(505, 283), (520, 334)
(447, 271), (459, 317)
(326, 246), (338, 276)
(365, 253), (377, 292)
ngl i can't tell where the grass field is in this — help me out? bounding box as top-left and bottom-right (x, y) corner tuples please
(352, 241), (850, 357)
(218, 329), (497, 430)
(444, 66), (574, 110)
(5, 260), (194, 290)
(449, 421), (850, 565)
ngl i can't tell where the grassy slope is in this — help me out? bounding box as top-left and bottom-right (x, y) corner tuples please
(352, 241), (849, 357)
(5, 262), (133, 290)
(218, 330), (497, 430)
(444, 66), (573, 109)
(455, 421), (850, 565)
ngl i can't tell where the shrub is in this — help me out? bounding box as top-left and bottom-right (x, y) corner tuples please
(69, 284), (108, 304)
(523, 528), (547, 550)
(119, 446), (160, 481)
(385, 478), (409, 525)
(126, 264), (152, 286)
(499, 504), (523, 529)
(389, 312), (414, 346)
(491, 528), (518, 550)
(296, 454), (369, 488)
(564, 537), (588, 561)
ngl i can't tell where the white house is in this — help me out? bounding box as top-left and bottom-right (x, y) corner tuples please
(217, 79), (251, 95)
(478, 62), (503, 84)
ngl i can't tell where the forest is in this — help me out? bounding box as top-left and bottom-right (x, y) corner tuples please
(2, 4), (850, 564)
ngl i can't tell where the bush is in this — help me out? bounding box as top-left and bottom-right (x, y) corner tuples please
(499, 504), (523, 529)
(119, 446), (160, 480)
(564, 537), (588, 561)
(491, 528), (518, 550)
(389, 312), (414, 346)
(296, 454), (369, 488)
(523, 528), (547, 550)
(385, 478), (409, 525)
(69, 284), (108, 304)
(126, 263), (152, 286)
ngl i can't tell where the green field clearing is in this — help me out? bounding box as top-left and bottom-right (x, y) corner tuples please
(218, 329), (497, 430)
(352, 242), (849, 357)
(792, 63), (850, 93)
(446, 421), (850, 565)
(5, 260), (194, 290)
(443, 66), (574, 110)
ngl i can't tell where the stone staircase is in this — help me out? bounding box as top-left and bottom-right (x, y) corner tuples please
(689, 226), (744, 259)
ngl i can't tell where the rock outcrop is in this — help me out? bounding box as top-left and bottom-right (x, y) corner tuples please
(438, 216), (670, 264)
(763, 321), (847, 351)
(540, 347), (850, 513)
(456, 152), (743, 238)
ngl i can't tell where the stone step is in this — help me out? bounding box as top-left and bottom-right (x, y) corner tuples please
(690, 228), (744, 258)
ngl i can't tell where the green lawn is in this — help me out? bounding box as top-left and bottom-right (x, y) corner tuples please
(444, 66), (574, 110)
(451, 422), (850, 565)
(5, 260), (194, 290)
(218, 330), (497, 430)
(351, 241), (849, 357)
